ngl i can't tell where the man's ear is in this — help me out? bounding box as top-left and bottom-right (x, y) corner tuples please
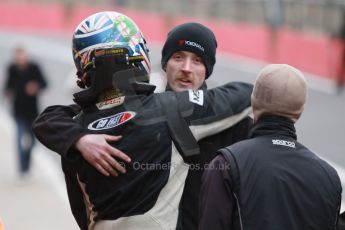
(162, 63), (167, 72)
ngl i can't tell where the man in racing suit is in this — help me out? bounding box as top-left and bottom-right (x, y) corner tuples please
(32, 16), (252, 229)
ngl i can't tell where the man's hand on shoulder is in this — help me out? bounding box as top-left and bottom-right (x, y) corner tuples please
(75, 134), (131, 176)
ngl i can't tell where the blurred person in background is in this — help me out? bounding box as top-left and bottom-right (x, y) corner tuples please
(33, 17), (253, 229)
(33, 11), (252, 230)
(264, 0), (284, 62)
(4, 46), (47, 180)
(199, 64), (342, 230)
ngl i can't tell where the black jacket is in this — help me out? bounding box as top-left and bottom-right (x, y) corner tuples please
(33, 82), (253, 229)
(5, 62), (47, 121)
(200, 115), (342, 230)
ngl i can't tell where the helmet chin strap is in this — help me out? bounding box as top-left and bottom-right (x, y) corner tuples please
(73, 55), (155, 107)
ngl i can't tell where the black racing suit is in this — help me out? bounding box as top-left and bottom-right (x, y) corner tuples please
(33, 82), (253, 229)
(199, 115), (342, 230)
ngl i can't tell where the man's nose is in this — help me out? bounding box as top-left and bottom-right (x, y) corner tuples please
(181, 58), (192, 72)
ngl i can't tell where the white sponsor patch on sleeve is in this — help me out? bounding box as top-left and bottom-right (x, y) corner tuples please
(188, 90), (204, 106)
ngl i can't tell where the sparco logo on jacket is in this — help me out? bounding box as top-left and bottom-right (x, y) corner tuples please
(178, 39), (205, 52)
(272, 139), (296, 148)
(88, 111), (136, 130)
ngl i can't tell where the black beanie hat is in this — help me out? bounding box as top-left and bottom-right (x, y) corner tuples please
(161, 23), (217, 78)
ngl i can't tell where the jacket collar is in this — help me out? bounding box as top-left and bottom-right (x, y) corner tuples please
(249, 115), (297, 140)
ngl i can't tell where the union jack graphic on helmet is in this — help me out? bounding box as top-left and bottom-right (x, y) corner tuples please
(72, 11), (150, 75)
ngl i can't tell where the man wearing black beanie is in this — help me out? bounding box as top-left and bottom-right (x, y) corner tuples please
(158, 23), (252, 230)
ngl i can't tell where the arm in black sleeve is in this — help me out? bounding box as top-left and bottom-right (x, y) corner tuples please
(206, 82), (252, 115)
(176, 82), (253, 124)
(156, 82), (252, 157)
(178, 82), (253, 144)
(32, 104), (87, 160)
(199, 155), (234, 230)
